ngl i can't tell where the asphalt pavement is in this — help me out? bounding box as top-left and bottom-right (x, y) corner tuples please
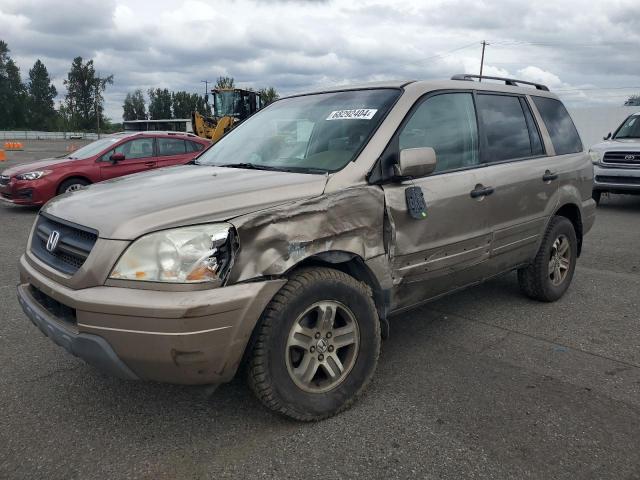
(1, 143), (639, 479)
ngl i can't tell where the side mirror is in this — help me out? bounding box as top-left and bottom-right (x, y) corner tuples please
(604, 132), (612, 140)
(394, 147), (437, 179)
(110, 152), (125, 163)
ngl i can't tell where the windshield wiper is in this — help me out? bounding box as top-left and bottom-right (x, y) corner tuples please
(221, 162), (286, 172)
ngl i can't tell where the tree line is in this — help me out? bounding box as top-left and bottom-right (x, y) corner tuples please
(2, 38), (283, 131)
(123, 88), (211, 121)
(122, 76), (280, 121)
(0, 40), (115, 132)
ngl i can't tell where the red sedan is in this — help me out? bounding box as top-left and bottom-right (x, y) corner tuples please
(0, 131), (210, 206)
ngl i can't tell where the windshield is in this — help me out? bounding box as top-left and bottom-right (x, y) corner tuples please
(65, 136), (122, 159)
(614, 115), (640, 139)
(196, 88), (400, 173)
(214, 91), (241, 117)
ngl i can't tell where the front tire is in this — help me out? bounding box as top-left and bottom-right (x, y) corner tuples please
(518, 216), (578, 302)
(247, 267), (380, 421)
(58, 178), (90, 195)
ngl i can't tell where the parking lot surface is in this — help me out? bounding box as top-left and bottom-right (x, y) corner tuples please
(1, 143), (639, 479)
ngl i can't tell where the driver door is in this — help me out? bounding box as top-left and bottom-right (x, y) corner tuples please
(99, 137), (157, 181)
(382, 92), (494, 310)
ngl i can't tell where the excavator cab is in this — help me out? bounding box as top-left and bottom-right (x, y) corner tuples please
(213, 88), (262, 119)
(192, 88), (263, 144)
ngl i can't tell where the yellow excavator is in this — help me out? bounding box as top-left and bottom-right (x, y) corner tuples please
(192, 88), (263, 143)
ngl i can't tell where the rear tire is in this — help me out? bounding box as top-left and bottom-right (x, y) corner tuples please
(58, 178), (90, 195)
(518, 216), (577, 302)
(247, 267), (380, 421)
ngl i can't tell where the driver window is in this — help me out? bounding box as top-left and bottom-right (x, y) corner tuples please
(399, 93), (479, 172)
(101, 139), (154, 161)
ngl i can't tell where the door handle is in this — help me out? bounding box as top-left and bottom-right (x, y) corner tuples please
(144, 161), (155, 167)
(542, 170), (558, 182)
(470, 184), (494, 198)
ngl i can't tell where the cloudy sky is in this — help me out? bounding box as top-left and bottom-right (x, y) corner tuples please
(1, 0), (639, 121)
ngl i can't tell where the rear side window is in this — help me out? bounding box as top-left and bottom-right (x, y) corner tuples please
(186, 140), (205, 153)
(399, 92), (479, 172)
(477, 94), (540, 162)
(532, 96), (583, 155)
(157, 138), (187, 156)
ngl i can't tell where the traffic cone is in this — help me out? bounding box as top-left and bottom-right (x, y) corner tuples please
(0, 150), (6, 161)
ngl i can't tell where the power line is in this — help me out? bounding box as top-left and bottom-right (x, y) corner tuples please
(555, 86), (640, 92)
(396, 41), (479, 68)
(491, 40), (640, 48)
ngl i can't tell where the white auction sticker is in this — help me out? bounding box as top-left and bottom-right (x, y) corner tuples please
(326, 109), (378, 120)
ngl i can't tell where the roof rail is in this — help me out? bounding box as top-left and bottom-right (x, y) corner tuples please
(451, 74), (549, 91)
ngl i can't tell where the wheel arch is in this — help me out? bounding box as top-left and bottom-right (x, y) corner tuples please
(284, 251), (390, 338)
(553, 202), (583, 256)
(57, 175), (92, 194)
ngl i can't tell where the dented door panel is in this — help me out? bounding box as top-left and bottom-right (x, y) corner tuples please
(382, 168), (493, 310)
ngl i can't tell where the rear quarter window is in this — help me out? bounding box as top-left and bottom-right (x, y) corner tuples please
(532, 97), (583, 155)
(186, 140), (205, 152)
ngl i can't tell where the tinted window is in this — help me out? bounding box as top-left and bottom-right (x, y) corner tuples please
(532, 96), (582, 155)
(399, 93), (479, 172)
(157, 138), (187, 156)
(186, 141), (205, 153)
(477, 94), (535, 161)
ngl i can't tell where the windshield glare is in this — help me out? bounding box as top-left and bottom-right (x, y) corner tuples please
(66, 137), (121, 159)
(614, 115), (640, 139)
(196, 89), (400, 173)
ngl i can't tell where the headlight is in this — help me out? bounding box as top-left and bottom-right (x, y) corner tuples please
(589, 150), (603, 164)
(109, 224), (235, 284)
(16, 170), (52, 180)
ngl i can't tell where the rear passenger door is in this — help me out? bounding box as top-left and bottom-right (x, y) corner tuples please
(530, 96), (589, 202)
(476, 93), (558, 270)
(382, 92), (495, 309)
(99, 137), (157, 181)
(156, 137), (194, 168)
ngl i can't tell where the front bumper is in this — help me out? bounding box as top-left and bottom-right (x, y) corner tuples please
(18, 254), (285, 384)
(0, 177), (50, 205)
(593, 164), (640, 192)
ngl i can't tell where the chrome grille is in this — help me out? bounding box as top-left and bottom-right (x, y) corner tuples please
(602, 151), (640, 166)
(30, 214), (98, 275)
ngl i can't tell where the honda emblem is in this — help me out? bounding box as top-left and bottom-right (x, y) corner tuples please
(46, 230), (60, 253)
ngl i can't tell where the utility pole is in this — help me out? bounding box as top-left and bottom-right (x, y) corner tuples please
(201, 80), (212, 103)
(95, 73), (101, 139)
(479, 40), (488, 82)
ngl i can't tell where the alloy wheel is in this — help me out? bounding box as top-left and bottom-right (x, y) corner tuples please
(285, 300), (360, 393)
(548, 234), (571, 286)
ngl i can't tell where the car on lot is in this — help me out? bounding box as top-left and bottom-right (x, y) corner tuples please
(589, 112), (640, 203)
(17, 75), (595, 421)
(0, 131), (210, 206)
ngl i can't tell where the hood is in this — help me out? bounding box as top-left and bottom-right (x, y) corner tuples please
(590, 138), (640, 152)
(2, 157), (74, 176)
(42, 165), (328, 240)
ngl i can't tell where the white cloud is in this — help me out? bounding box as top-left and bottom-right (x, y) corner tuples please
(1, 0), (639, 120)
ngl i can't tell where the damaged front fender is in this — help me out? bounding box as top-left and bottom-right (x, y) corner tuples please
(228, 186), (388, 284)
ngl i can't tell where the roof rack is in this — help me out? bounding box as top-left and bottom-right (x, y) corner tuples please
(451, 74), (549, 91)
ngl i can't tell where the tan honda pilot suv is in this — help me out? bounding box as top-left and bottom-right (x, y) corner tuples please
(18, 74), (595, 421)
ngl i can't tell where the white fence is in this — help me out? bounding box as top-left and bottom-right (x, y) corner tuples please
(568, 106), (639, 149)
(0, 131), (99, 140)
